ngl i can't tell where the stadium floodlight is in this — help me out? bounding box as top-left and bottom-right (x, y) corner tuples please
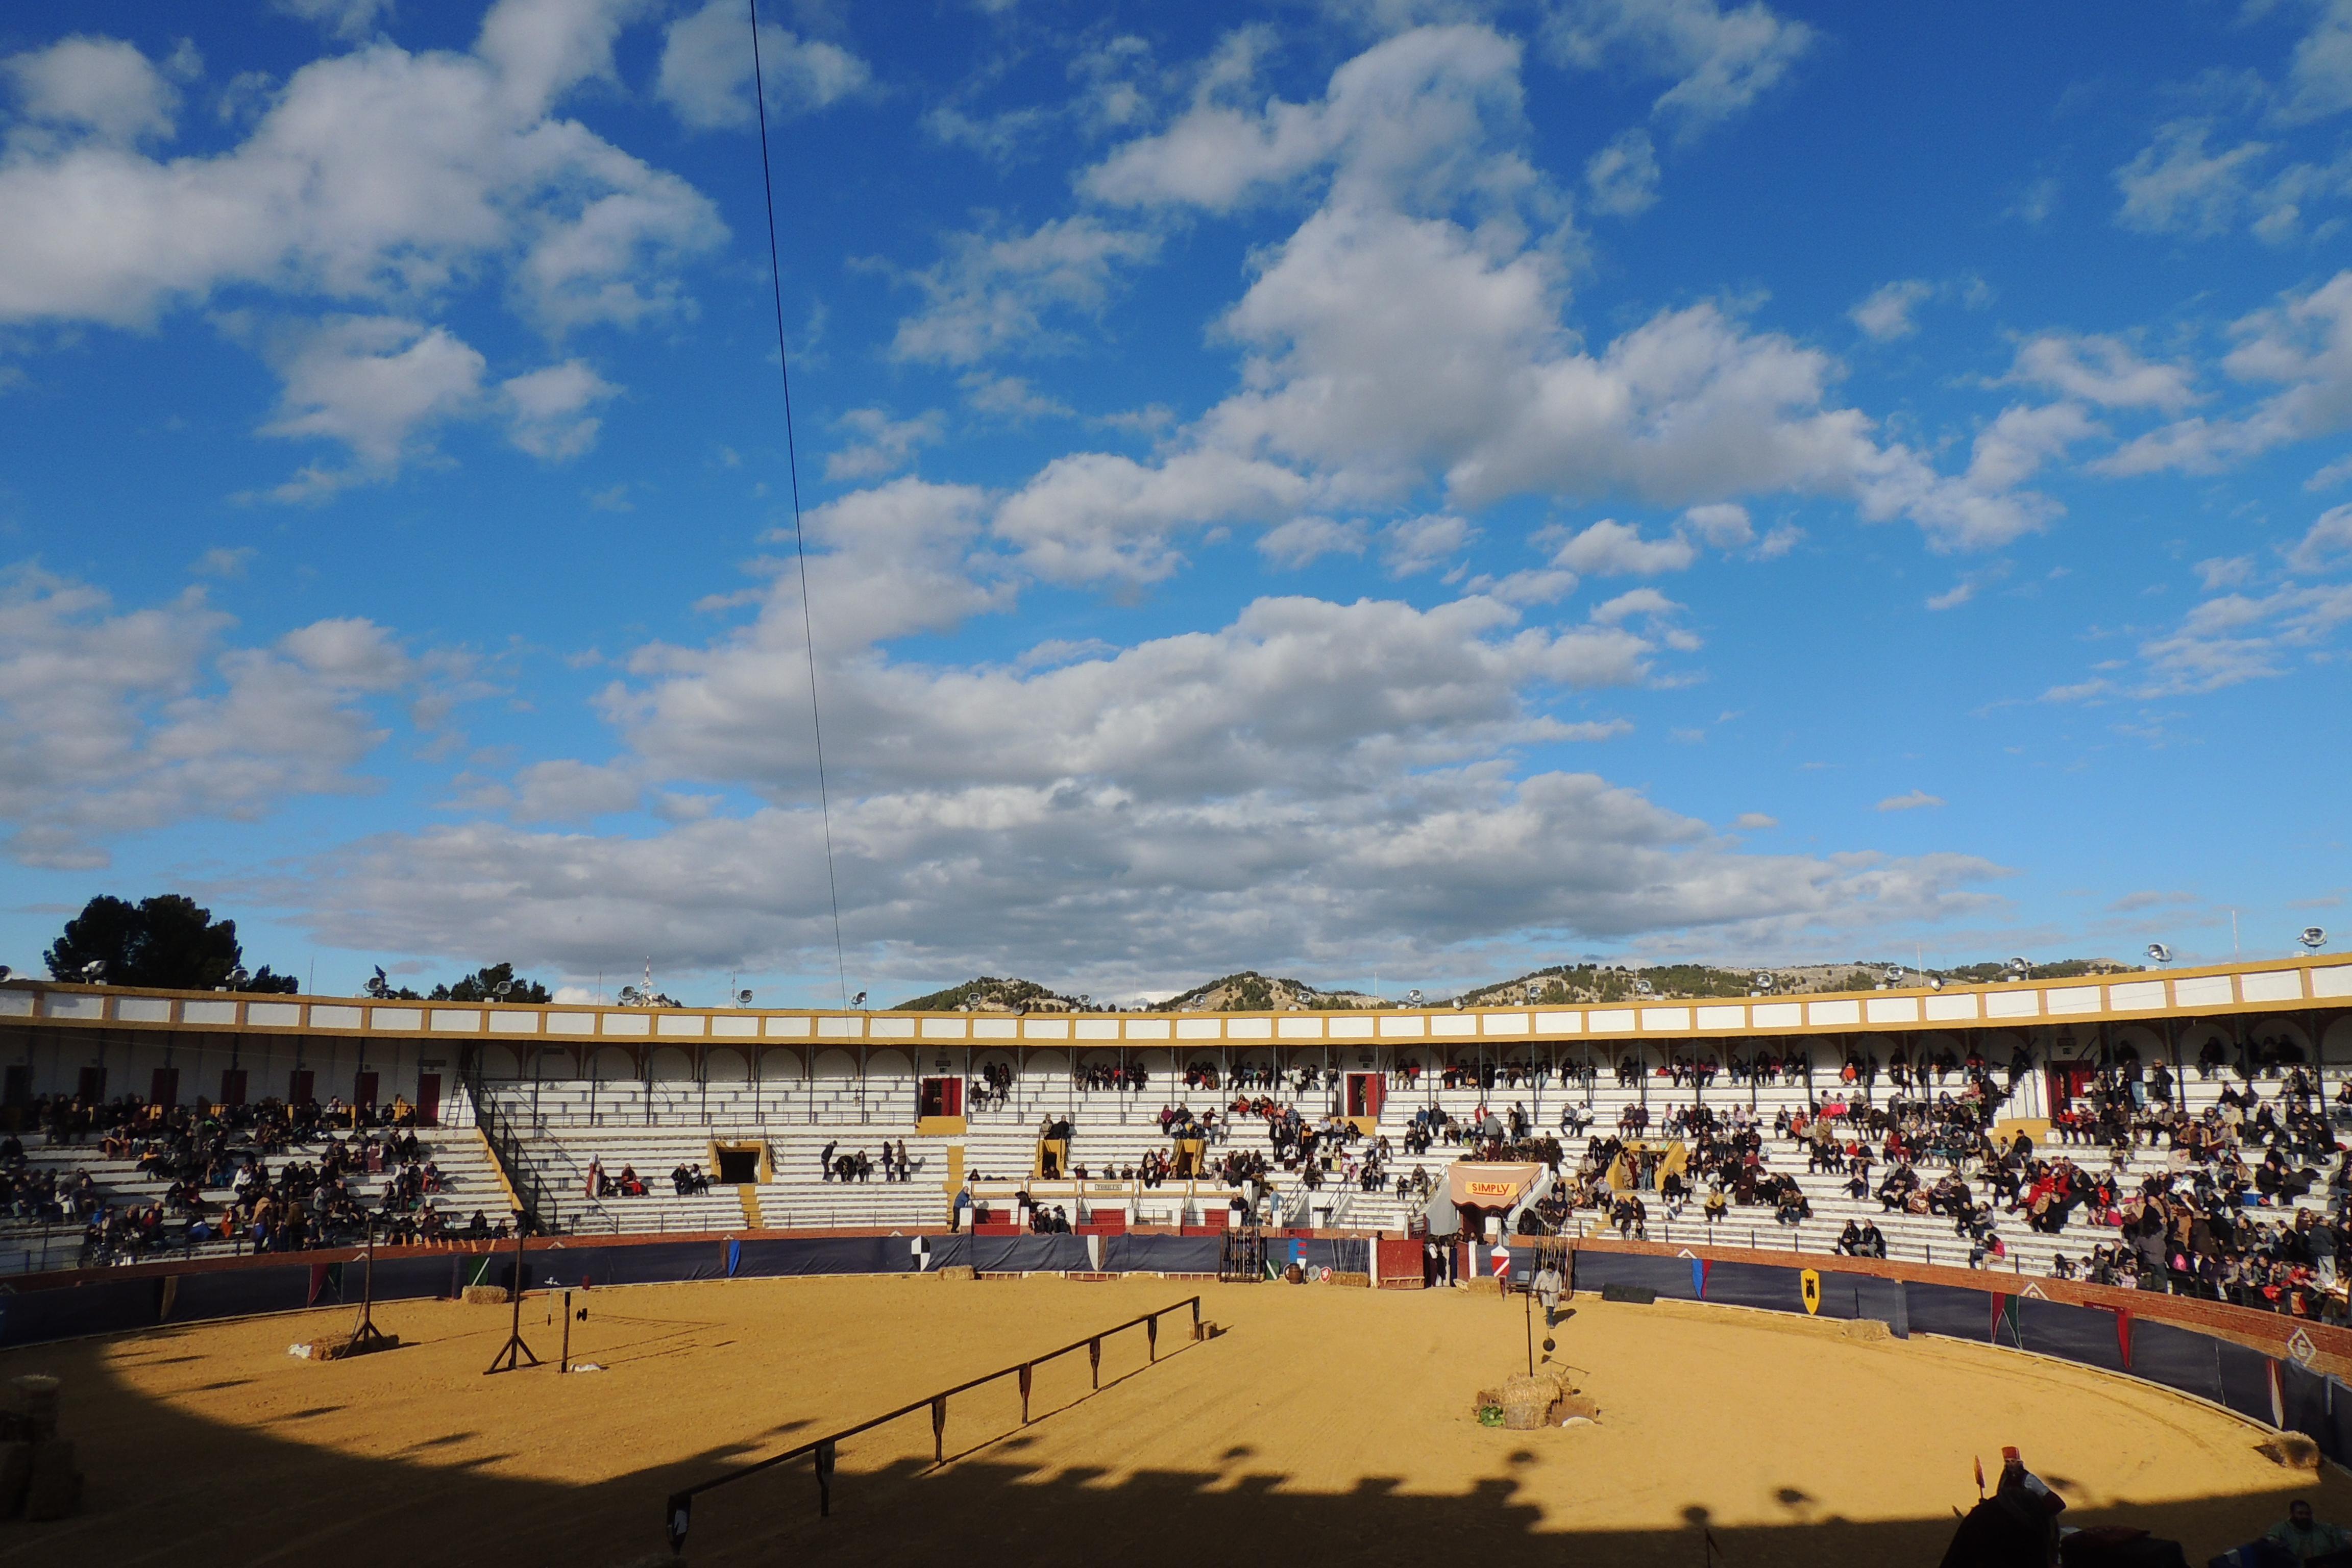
(2300, 927), (2328, 952)
(619, 985), (642, 1006)
(1451, 996), (1465, 1010)
(2146, 943), (2173, 967)
(2005, 957), (2030, 978)
(1634, 977), (1654, 997)
(1883, 965), (1905, 986)
(491, 979), (514, 1002)
(1926, 977), (1943, 991)
(1752, 971), (1774, 991)
(0, 966), (10, 983)
(229, 967), (250, 988)
(1406, 988), (1424, 1007)
(80, 960), (105, 985)
(851, 991), (868, 1009)
(736, 989), (753, 1007)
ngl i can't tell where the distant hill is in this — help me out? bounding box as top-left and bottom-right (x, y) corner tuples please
(896, 956), (2140, 1014)
(890, 975), (1076, 1012)
(1156, 971), (1377, 1012)
(1460, 957), (2139, 1005)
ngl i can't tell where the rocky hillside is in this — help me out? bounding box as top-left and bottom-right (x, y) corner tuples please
(890, 975), (1077, 1012)
(895, 955), (2139, 1013)
(1155, 971), (1377, 1012)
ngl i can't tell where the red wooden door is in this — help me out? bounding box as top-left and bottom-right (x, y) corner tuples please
(288, 1068), (315, 1106)
(2045, 1063), (2097, 1110)
(353, 1071), (379, 1112)
(149, 1066), (180, 1108)
(219, 1068), (248, 1108)
(416, 1072), (442, 1125)
(77, 1066), (107, 1101)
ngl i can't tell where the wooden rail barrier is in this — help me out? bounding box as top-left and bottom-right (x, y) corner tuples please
(660, 1294), (1205, 1554)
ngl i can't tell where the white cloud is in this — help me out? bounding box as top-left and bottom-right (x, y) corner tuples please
(0, 11), (725, 340)
(1381, 512), (1477, 575)
(1731, 811), (1776, 829)
(306, 555), (2001, 977)
(887, 216), (1161, 365)
(502, 359), (619, 461)
(1542, 0), (1814, 139)
(1583, 127), (1659, 216)
(509, 756), (643, 822)
(1963, 401), (2100, 493)
(2038, 678), (2110, 703)
(273, 0), (395, 42)
(256, 315), (486, 492)
(0, 568), (407, 868)
(311, 779), (2008, 985)
(2114, 119), (2271, 237)
(2280, 0), (2352, 124)
(2196, 555), (2255, 591)
(3, 35), (180, 144)
(2290, 502), (2352, 570)
(960, 373), (1072, 423)
(1082, 24), (1532, 215)
(1025, 25), (2051, 571)
(1850, 279), (1932, 342)
(825, 408), (945, 483)
(655, 0), (871, 131)
(190, 546), (257, 579)
(2135, 579), (2352, 693)
(1876, 789), (1944, 812)
(994, 448), (1313, 584)
(1588, 585), (1682, 624)
(2003, 332), (2199, 412)
(1924, 581), (1975, 611)
(2100, 271), (2352, 476)
(1678, 501), (1752, 547)
(1258, 516), (1368, 568)
(1552, 518), (1697, 575)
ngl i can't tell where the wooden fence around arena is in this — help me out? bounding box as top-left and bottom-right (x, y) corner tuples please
(659, 1294), (1206, 1554)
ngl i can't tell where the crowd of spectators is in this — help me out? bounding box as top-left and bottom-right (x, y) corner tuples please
(11, 1093), (470, 1264)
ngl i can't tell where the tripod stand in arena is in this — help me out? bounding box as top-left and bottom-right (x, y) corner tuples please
(483, 1219), (541, 1375)
(344, 1216), (397, 1355)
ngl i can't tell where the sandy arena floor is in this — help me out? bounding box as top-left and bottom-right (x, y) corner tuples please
(0, 1273), (2334, 1566)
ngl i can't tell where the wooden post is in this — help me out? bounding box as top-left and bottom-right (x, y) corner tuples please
(1019, 1363), (1032, 1424)
(931, 1394), (946, 1463)
(1147, 1314), (1158, 1362)
(1089, 1336), (1100, 1389)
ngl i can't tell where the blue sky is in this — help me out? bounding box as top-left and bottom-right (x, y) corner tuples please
(3, 0), (2349, 1006)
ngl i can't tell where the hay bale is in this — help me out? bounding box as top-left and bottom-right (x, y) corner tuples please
(10, 1377), (58, 1443)
(1465, 1276), (1502, 1295)
(2258, 1433), (2322, 1471)
(23, 1440), (79, 1522)
(1835, 1317), (1891, 1343)
(1495, 1374), (1558, 1430)
(0, 1441), (31, 1517)
(936, 1265), (976, 1282)
(1326, 1272), (1371, 1288)
(462, 1284), (512, 1305)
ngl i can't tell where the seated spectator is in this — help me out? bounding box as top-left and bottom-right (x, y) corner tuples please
(2266, 1498), (2352, 1565)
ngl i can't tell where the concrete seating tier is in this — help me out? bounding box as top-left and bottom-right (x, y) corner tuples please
(0, 1125), (510, 1273)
